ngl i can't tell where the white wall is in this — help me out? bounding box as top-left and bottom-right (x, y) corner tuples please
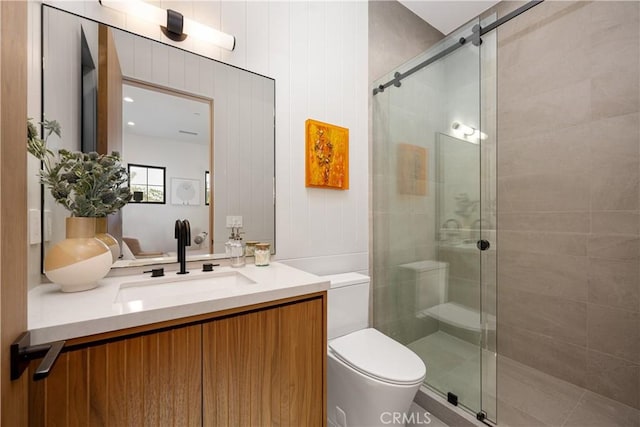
(122, 133), (209, 253)
(28, 0), (369, 283)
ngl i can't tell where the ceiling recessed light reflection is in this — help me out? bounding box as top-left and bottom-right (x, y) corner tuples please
(123, 96), (134, 103)
(127, 121), (135, 126)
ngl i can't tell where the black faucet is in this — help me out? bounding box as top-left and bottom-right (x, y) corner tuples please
(174, 219), (191, 275)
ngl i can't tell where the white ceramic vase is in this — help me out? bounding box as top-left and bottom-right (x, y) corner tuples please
(95, 217), (120, 262)
(44, 217), (112, 292)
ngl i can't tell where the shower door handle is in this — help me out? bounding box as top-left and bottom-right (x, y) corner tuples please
(477, 240), (490, 251)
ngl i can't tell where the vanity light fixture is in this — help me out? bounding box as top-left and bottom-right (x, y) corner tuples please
(451, 121), (487, 141)
(98, 0), (236, 51)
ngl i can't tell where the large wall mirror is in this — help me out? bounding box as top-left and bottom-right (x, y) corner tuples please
(40, 5), (275, 269)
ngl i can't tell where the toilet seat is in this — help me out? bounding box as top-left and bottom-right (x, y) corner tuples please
(329, 328), (426, 386)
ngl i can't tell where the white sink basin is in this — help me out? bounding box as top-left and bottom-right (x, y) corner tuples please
(115, 270), (256, 312)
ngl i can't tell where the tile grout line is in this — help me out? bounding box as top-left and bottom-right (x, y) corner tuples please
(559, 389), (587, 427)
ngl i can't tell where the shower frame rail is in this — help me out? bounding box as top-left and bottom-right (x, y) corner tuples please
(372, 0), (543, 96)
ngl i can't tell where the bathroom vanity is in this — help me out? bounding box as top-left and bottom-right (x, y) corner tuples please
(26, 263), (328, 426)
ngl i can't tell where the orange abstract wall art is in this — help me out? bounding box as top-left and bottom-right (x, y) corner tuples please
(305, 119), (349, 190)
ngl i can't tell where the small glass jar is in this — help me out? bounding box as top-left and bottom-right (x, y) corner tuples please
(254, 243), (271, 267)
(245, 241), (258, 257)
(228, 239), (245, 268)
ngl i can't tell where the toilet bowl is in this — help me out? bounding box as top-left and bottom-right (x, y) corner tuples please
(323, 273), (427, 427)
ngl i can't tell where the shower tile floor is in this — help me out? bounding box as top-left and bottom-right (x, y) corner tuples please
(409, 331), (640, 427)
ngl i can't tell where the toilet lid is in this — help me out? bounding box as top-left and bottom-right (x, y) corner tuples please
(329, 328), (426, 385)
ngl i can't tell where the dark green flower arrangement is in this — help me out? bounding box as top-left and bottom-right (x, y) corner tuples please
(28, 118), (132, 217)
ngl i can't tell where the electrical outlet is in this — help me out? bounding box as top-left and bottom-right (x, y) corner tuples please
(226, 215), (243, 228)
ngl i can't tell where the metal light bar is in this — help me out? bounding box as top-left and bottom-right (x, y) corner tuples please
(99, 0), (235, 51)
(183, 18), (235, 51)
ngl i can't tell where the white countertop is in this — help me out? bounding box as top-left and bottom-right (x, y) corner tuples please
(29, 262), (329, 345)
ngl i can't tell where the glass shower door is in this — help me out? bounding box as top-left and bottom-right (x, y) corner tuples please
(372, 17), (496, 421)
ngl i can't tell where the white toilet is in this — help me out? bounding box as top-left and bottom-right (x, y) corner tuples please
(324, 273), (427, 427)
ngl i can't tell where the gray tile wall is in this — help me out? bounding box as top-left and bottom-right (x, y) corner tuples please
(494, 0), (640, 410)
(368, 1), (443, 85)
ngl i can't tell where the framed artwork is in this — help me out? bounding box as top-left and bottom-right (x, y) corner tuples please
(171, 178), (201, 205)
(305, 119), (349, 190)
(397, 143), (427, 196)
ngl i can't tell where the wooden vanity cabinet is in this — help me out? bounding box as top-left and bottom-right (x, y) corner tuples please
(29, 292), (326, 426)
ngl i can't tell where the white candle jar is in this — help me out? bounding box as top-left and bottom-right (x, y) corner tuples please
(254, 243), (271, 267)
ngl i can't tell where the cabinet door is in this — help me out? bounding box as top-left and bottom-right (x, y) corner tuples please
(203, 297), (325, 427)
(29, 324), (202, 426)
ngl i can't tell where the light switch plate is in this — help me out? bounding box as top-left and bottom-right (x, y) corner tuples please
(29, 209), (41, 245)
(226, 215), (243, 228)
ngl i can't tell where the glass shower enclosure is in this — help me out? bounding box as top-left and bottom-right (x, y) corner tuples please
(372, 17), (497, 422)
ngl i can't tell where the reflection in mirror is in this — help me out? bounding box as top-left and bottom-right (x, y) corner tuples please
(120, 81), (212, 263)
(436, 132), (480, 246)
(128, 163), (166, 204)
(40, 5), (275, 271)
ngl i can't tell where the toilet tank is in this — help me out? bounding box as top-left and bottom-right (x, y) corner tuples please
(397, 260), (448, 313)
(322, 273), (370, 340)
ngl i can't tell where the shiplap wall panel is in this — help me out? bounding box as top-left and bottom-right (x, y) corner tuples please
(168, 48), (186, 90)
(246, 1), (270, 74)
(260, 77), (276, 243)
(308, 1), (328, 119)
(220, 1), (246, 68)
(238, 72), (251, 229)
(307, 1), (330, 256)
(185, 52), (200, 94)
(30, 1), (369, 285)
(288, 1), (311, 257)
(151, 40), (170, 87)
(133, 36), (153, 82)
(212, 61), (230, 251)
(325, 1), (344, 125)
(224, 65), (241, 214)
(114, 30), (134, 78)
(349, 1), (368, 256)
(267, 0), (292, 263)
(323, 6), (348, 259)
(198, 57), (214, 97)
